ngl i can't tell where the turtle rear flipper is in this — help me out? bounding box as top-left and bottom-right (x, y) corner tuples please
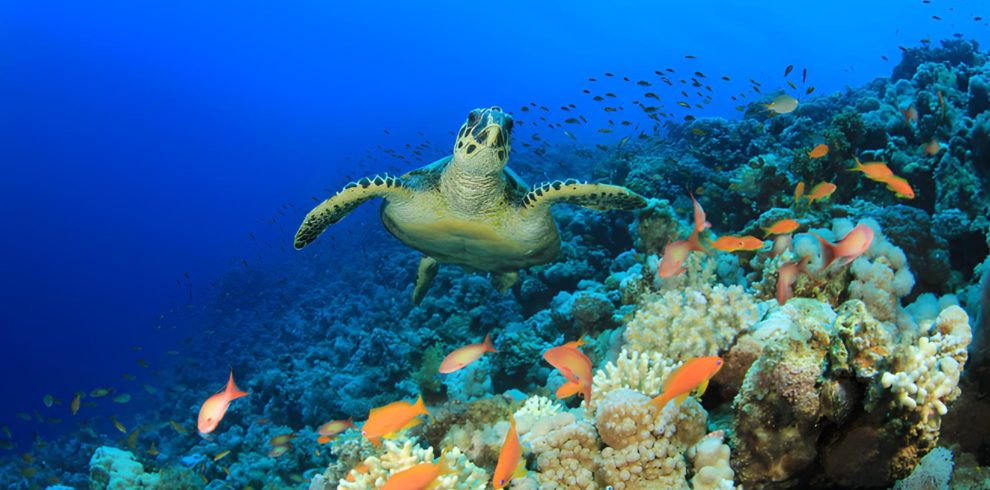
(294, 174), (409, 249)
(519, 179), (647, 215)
(412, 256), (439, 305)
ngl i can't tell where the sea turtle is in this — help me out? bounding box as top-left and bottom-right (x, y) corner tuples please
(294, 106), (647, 304)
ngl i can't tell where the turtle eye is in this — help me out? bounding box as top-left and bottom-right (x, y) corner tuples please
(504, 118), (514, 133)
(468, 111), (480, 125)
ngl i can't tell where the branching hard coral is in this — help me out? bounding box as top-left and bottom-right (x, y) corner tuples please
(337, 440), (487, 490)
(514, 396), (561, 420)
(624, 285), (764, 362)
(595, 388), (707, 490)
(881, 306), (971, 428)
(591, 348), (679, 413)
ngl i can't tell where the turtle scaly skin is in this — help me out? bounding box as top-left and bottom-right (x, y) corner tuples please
(295, 107), (647, 303)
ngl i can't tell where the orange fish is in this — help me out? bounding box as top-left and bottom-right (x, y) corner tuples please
(769, 233), (793, 260)
(794, 182), (805, 203)
(735, 236), (765, 251)
(847, 156), (894, 180)
(923, 139), (941, 156)
(493, 404), (527, 489)
(690, 192), (711, 232)
(317, 416), (356, 437)
(807, 144), (828, 159)
(899, 103), (918, 126)
(808, 223), (874, 270)
(763, 219), (800, 238)
(361, 395), (433, 447)
(657, 230), (707, 277)
(803, 182), (837, 204)
(346, 462), (370, 482)
(439, 333), (498, 373)
(543, 340), (593, 402)
(381, 449), (455, 490)
(777, 256), (813, 306)
(646, 357), (723, 411)
(876, 174), (915, 199)
(317, 435), (334, 444)
(706, 236), (745, 252)
(937, 90), (946, 119)
(197, 369), (250, 435)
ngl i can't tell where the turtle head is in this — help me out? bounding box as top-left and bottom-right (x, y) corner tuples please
(451, 106), (513, 176)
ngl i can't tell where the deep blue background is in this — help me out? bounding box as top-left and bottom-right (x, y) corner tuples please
(0, 0), (986, 442)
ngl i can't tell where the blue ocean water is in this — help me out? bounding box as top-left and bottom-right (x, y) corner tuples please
(2, 0), (990, 488)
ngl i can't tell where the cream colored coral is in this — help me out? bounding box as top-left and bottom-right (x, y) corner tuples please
(591, 348), (680, 412)
(880, 305), (971, 431)
(840, 219), (914, 323)
(337, 440), (488, 490)
(528, 417), (599, 490)
(595, 388), (707, 490)
(514, 396), (561, 420)
(687, 433), (736, 490)
(624, 285), (763, 362)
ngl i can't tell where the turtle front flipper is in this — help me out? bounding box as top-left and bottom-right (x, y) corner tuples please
(412, 256), (439, 305)
(294, 174), (409, 249)
(490, 271), (519, 294)
(519, 179), (647, 216)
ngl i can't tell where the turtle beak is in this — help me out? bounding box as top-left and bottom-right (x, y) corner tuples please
(470, 107), (510, 149)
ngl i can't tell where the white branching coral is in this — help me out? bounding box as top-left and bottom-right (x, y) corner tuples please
(624, 285), (763, 362)
(337, 440), (487, 490)
(591, 348), (680, 412)
(880, 305), (971, 430)
(514, 396), (561, 420)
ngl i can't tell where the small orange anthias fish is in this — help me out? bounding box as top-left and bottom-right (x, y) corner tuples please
(197, 369), (250, 435)
(847, 156), (894, 180)
(543, 337), (593, 402)
(690, 193), (711, 232)
(803, 182), (837, 204)
(318, 416), (356, 437)
(361, 395), (434, 446)
(923, 139), (941, 156)
(439, 333), (498, 374)
(381, 448), (454, 490)
(808, 223), (875, 270)
(657, 230), (707, 277)
(769, 233), (793, 260)
(707, 236), (745, 252)
(807, 144), (828, 159)
(794, 182), (805, 203)
(646, 356), (724, 412)
(876, 174), (915, 199)
(777, 256), (814, 306)
(346, 462), (370, 482)
(493, 403), (528, 489)
(735, 236), (765, 252)
(937, 90), (946, 119)
(763, 219), (800, 238)
(899, 103), (918, 126)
